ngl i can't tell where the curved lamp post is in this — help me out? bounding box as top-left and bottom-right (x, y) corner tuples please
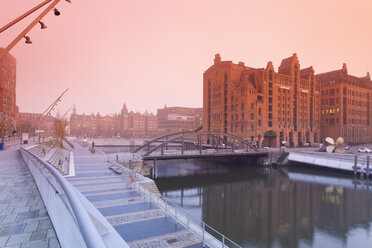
(0, 0), (71, 60)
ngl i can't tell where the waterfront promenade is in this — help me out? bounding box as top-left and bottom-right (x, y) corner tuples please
(0, 149), (60, 248)
(68, 143), (206, 248)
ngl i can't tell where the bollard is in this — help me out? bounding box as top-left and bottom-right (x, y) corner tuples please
(354, 155), (358, 176)
(367, 156), (370, 177)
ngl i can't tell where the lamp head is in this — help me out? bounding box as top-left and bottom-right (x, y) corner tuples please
(54, 8), (60, 16)
(24, 36), (32, 44)
(39, 21), (47, 29)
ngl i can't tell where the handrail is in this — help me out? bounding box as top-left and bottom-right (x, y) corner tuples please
(134, 182), (242, 248)
(63, 138), (75, 149)
(21, 147), (107, 248)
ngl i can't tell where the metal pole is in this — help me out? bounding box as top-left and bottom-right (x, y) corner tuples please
(181, 134), (184, 155)
(0, 0), (62, 60)
(222, 235), (225, 248)
(367, 156), (370, 177)
(199, 135), (202, 154)
(202, 223), (205, 245)
(354, 155), (358, 176)
(0, 0), (53, 33)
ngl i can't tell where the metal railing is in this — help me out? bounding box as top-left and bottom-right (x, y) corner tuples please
(21, 147), (107, 248)
(134, 183), (242, 248)
(63, 138), (75, 149)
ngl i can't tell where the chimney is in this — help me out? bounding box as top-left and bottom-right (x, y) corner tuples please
(214, 54), (221, 65)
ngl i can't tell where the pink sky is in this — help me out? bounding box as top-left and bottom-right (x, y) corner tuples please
(1, 0), (372, 116)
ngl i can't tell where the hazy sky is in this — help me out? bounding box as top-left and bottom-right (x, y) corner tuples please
(1, 0), (372, 116)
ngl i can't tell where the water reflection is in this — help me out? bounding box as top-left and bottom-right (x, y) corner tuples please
(155, 161), (372, 248)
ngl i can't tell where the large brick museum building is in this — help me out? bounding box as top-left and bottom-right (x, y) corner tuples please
(316, 64), (372, 144)
(203, 53), (321, 148)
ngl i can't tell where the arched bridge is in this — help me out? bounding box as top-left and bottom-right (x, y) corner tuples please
(133, 131), (258, 157)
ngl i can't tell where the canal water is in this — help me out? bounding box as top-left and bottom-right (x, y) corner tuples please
(153, 160), (372, 248)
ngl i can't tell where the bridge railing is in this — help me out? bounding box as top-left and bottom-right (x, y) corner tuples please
(134, 182), (242, 248)
(21, 147), (108, 248)
(63, 137), (74, 149)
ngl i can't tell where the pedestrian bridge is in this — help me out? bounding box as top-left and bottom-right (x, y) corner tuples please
(133, 131), (259, 159)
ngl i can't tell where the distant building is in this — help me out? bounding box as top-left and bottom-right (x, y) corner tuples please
(203, 53), (320, 148)
(156, 106), (203, 135)
(0, 48), (18, 137)
(70, 103), (157, 138)
(316, 64), (372, 144)
(19, 112), (55, 137)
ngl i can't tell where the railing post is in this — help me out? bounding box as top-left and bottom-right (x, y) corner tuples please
(202, 222), (205, 246)
(367, 156), (370, 177)
(181, 134), (184, 155)
(354, 155), (358, 176)
(222, 235), (225, 248)
(217, 136), (220, 152)
(175, 207), (177, 223)
(199, 135), (202, 154)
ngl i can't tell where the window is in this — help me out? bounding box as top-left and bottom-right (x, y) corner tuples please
(241, 113), (245, 120)
(241, 103), (245, 111)
(250, 124), (254, 132)
(251, 113), (254, 120)
(241, 125), (244, 132)
(258, 108), (261, 116)
(258, 120), (261, 128)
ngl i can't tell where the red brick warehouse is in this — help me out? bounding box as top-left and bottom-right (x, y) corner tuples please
(203, 53), (321, 148)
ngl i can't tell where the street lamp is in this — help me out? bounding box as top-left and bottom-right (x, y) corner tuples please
(0, 0), (72, 60)
(24, 36), (32, 44)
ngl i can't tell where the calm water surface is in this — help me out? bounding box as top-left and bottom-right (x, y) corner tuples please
(154, 160), (372, 248)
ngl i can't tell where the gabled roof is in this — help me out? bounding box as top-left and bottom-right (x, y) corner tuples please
(300, 66), (314, 79)
(278, 53), (299, 75)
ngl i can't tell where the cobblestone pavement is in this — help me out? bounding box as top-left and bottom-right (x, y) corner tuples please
(0, 149), (60, 248)
(69, 143), (206, 248)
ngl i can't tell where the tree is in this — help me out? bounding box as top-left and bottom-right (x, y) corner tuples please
(54, 113), (67, 145)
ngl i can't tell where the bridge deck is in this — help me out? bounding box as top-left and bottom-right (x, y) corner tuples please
(69, 144), (206, 247)
(142, 150), (268, 160)
(0, 150), (60, 248)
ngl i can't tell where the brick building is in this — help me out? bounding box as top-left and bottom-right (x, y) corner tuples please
(19, 112), (55, 138)
(316, 64), (372, 144)
(157, 106), (203, 135)
(0, 48), (19, 138)
(203, 53), (320, 148)
(70, 103), (157, 138)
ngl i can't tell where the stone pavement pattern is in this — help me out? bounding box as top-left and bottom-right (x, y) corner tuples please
(0, 149), (60, 248)
(69, 143), (206, 248)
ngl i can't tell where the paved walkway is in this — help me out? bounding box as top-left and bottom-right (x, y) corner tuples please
(69, 143), (205, 248)
(0, 149), (60, 248)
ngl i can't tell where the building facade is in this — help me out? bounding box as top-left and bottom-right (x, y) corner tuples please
(316, 64), (372, 144)
(157, 106), (203, 135)
(0, 48), (18, 138)
(19, 112), (55, 138)
(70, 103), (157, 138)
(203, 53), (320, 148)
